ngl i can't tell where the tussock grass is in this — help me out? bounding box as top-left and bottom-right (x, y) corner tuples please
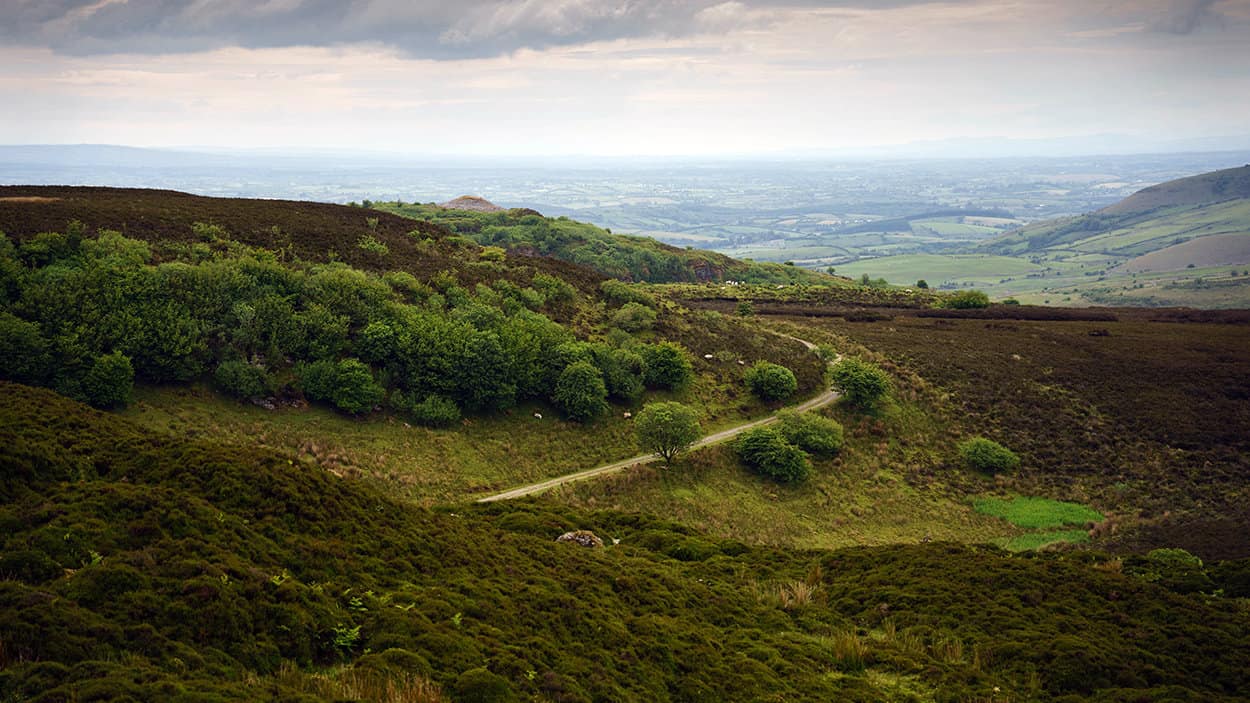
(827, 630), (869, 672)
(269, 664), (444, 703)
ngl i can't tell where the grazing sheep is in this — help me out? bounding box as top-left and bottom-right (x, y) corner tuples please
(623, 412), (632, 419)
(703, 354), (714, 360)
(533, 413), (542, 420)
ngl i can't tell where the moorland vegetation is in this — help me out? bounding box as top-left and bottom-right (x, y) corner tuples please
(3, 187), (1250, 702)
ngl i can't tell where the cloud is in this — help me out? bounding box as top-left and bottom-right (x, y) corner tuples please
(1149, 0), (1220, 34)
(0, 0), (946, 58)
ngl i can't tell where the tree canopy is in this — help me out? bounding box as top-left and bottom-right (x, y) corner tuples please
(634, 401), (702, 466)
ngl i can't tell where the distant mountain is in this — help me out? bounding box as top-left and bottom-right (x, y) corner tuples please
(985, 165), (1250, 267)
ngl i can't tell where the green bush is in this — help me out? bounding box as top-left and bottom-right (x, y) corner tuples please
(531, 273), (576, 306)
(213, 361), (271, 400)
(553, 361), (608, 422)
(594, 346), (645, 401)
(600, 280), (655, 307)
(958, 437), (1020, 473)
(611, 302), (657, 332)
(641, 342), (693, 391)
(745, 361), (797, 401)
(943, 290), (990, 309)
(830, 358), (891, 408)
(775, 410), (843, 456)
(0, 312), (50, 384)
(635, 401), (702, 465)
(298, 358), (384, 415)
(734, 427), (810, 483)
(450, 667), (517, 703)
(356, 321), (400, 364)
(410, 394), (461, 428)
(81, 351), (134, 409)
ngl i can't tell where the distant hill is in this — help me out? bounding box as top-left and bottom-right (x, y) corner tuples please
(986, 165), (1250, 258)
(375, 200), (835, 285)
(1100, 164), (1250, 215)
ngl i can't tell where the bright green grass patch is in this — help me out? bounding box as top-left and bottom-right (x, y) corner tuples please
(998, 529), (1091, 552)
(833, 254), (1044, 286)
(973, 496), (1103, 529)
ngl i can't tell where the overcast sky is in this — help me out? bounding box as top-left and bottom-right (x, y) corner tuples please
(2, 0), (1249, 156)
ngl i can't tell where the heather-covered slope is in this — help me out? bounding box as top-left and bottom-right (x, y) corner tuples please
(3, 383), (1249, 702)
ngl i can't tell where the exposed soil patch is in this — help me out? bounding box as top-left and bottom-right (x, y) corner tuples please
(0, 196), (60, 203)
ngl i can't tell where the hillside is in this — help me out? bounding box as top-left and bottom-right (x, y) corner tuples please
(0, 186), (602, 291)
(4, 187), (1250, 701)
(985, 165), (1250, 257)
(1100, 164), (1250, 215)
(373, 200), (834, 285)
(833, 166), (1250, 307)
(5, 383), (1250, 701)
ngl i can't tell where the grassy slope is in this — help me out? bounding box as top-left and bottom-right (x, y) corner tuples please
(552, 319), (1019, 550)
(5, 382), (1250, 702)
(118, 303), (826, 504)
(832, 254), (1044, 287)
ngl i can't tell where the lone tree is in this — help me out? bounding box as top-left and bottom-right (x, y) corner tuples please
(635, 401), (702, 466)
(830, 358), (891, 409)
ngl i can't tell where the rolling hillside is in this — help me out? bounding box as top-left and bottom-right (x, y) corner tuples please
(985, 165), (1250, 258)
(4, 187), (1250, 701)
(836, 166), (1250, 307)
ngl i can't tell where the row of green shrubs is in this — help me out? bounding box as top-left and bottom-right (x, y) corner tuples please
(0, 225), (699, 423)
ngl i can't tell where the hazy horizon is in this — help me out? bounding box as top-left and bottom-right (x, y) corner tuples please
(4, 1), (1250, 157)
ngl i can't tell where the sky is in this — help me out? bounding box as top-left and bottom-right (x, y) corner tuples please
(2, 0), (1250, 157)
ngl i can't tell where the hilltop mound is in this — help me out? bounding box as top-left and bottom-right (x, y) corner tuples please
(1101, 164), (1250, 215)
(439, 194), (504, 212)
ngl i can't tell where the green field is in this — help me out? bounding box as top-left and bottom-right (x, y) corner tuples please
(910, 219), (1003, 237)
(833, 254), (1044, 286)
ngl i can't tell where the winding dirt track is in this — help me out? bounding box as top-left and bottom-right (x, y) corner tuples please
(477, 334), (838, 503)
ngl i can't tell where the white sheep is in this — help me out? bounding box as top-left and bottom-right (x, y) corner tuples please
(623, 412), (632, 419)
(533, 412), (542, 420)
